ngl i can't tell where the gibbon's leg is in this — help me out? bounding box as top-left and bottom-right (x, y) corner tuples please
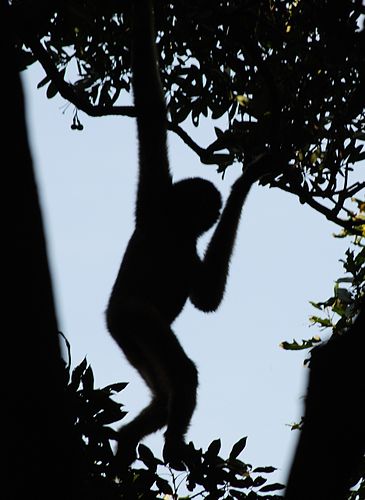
(115, 398), (168, 468)
(108, 300), (198, 466)
(109, 305), (168, 467)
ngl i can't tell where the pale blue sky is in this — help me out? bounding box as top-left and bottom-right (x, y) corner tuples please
(23, 62), (352, 484)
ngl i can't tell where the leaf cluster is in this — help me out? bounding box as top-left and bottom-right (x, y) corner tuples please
(59, 346), (365, 499)
(119, 437), (285, 500)
(11, 0), (365, 231)
(309, 233), (364, 335)
(282, 200), (364, 353)
(61, 338), (127, 486)
(61, 340), (284, 499)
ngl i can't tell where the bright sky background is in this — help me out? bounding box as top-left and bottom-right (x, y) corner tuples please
(23, 62), (352, 485)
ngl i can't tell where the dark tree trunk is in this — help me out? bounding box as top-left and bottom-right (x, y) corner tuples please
(285, 303), (365, 500)
(4, 2), (82, 497)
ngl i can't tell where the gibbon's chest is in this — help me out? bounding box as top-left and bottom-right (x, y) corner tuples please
(112, 227), (198, 318)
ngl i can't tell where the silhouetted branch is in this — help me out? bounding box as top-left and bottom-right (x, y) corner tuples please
(30, 39), (136, 118)
(30, 38), (236, 167)
(272, 180), (363, 233)
(30, 38), (232, 165)
(346, 181), (365, 197)
(166, 121), (233, 165)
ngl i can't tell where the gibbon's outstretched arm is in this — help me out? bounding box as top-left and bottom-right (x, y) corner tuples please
(131, 0), (172, 226)
(190, 156), (271, 312)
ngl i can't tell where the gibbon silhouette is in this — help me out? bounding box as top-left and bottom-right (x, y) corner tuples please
(106, 0), (272, 468)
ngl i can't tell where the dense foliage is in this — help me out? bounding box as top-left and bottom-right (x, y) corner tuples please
(11, 0), (365, 231)
(63, 335), (285, 499)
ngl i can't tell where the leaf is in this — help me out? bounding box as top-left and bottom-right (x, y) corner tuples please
(192, 107), (200, 127)
(309, 300), (323, 310)
(70, 357), (87, 389)
(348, 146), (365, 164)
(175, 104), (191, 123)
(101, 382), (128, 395)
(207, 438), (221, 457)
(46, 80), (58, 99)
(229, 437), (247, 459)
(253, 476), (267, 487)
(259, 482), (285, 492)
(37, 74), (51, 89)
(236, 94), (249, 106)
(253, 466), (277, 473)
(94, 401), (124, 425)
(280, 336), (322, 350)
(226, 458), (251, 476)
(155, 477), (173, 495)
(229, 489), (247, 499)
(59, 332), (71, 370)
(82, 365), (94, 393)
(309, 316), (333, 328)
(336, 277), (353, 284)
(97, 426), (119, 440)
(335, 287), (352, 303)
(138, 443), (156, 464)
(229, 476), (253, 489)
(215, 126), (224, 137)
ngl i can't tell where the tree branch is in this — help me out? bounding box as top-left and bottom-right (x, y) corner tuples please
(29, 38), (230, 165)
(309, 182), (365, 199)
(166, 121), (233, 165)
(272, 181), (363, 233)
(346, 181), (365, 198)
(30, 39), (136, 118)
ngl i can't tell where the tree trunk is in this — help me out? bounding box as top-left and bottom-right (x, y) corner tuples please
(285, 303), (365, 499)
(4, 3), (82, 497)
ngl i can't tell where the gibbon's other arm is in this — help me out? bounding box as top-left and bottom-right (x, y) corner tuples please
(131, 0), (172, 226)
(190, 156), (271, 312)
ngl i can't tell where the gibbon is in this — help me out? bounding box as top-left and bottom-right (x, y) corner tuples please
(106, 0), (271, 468)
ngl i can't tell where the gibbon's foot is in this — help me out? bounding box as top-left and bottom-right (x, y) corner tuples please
(112, 439), (138, 475)
(163, 438), (189, 470)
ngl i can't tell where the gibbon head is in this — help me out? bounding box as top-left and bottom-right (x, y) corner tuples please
(170, 178), (222, 236)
